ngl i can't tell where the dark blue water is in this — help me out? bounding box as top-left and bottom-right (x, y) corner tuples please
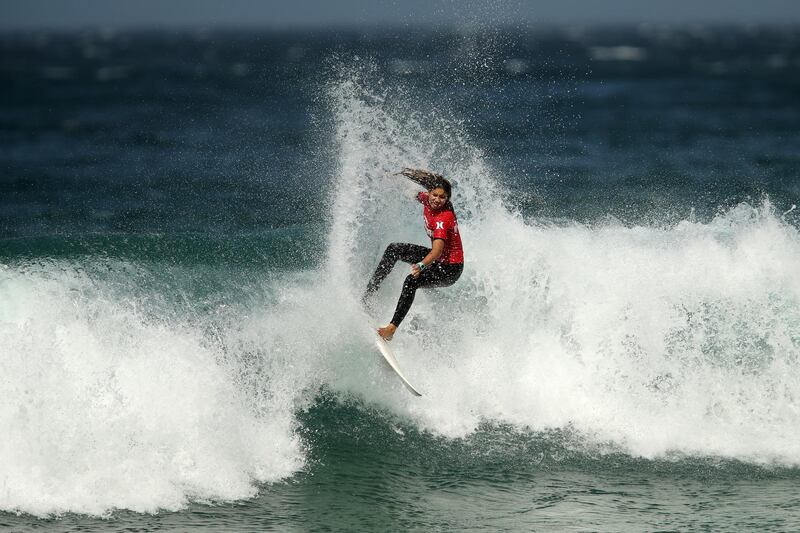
(4, 27), (799, 238)
(3, 26), (800, 531)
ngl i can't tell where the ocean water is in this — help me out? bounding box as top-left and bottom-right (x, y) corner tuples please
(2, 25), (800, 531)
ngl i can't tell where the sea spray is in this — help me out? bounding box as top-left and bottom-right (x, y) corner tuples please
(325, 68), (506, 291)
(323, 75), (800, 464)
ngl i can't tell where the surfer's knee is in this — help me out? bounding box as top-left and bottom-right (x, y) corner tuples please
(382, 242), (401, 260)
(402, 274), (419, 292)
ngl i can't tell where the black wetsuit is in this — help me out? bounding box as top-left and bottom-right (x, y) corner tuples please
(363, 242), (463, 326)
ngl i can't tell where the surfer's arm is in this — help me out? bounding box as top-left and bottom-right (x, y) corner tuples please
(395, 174), (424, 200)
(411, 239), (444, 277)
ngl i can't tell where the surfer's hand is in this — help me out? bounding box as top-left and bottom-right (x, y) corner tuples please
(410, 264), (421, 277)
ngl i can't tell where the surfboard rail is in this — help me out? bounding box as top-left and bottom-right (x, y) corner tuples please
(374, 336), (423, 396)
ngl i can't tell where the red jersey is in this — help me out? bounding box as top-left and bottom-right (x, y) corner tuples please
(417, 191), (464, 264)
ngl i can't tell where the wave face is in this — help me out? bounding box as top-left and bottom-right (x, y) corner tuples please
(3, 71), (800, 518)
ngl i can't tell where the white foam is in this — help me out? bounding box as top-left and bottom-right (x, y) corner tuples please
(0, 264), (303, 517)
(399, 203), (800, 464)
(323, 76), (800, 466)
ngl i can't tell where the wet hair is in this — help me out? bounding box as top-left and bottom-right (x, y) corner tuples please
(398, 168), (455, 210)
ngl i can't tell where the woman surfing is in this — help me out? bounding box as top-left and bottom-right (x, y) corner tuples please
(363, 168), (464, 341)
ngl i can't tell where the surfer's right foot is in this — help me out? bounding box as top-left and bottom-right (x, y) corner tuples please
(377, 323), (397, 341)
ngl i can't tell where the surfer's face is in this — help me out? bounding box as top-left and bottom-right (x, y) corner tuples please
(428, 187), (448, 210)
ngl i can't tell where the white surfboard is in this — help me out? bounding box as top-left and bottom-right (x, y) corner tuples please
(374, 336), (423, 397)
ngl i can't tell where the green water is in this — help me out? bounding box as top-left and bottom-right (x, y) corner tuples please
(5, 25), (800, 531)
(4, 397), (799, 531)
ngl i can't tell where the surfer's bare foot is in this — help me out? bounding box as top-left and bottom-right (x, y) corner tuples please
(377, 323), (397, 341)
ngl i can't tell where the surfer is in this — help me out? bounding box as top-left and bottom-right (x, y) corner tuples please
(363, 168), (464, 341)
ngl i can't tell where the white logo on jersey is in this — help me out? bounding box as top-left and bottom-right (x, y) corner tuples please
(435, 221), (444, 230)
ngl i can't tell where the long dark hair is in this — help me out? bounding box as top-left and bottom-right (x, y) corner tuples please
(398, 168), (455, 211)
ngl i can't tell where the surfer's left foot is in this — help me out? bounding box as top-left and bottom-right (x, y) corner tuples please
(361, 292), (377, 314)
(377, 324), (397, 341)
(361, 296), (375, 315)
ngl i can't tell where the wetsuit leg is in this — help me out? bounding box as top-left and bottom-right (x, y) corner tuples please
(390, 263), (464, 327)
(363, 243), (429, 300)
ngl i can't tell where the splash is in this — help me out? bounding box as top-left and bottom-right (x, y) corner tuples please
(4, 70), (800, 518)
(322, 74), (800, 464)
